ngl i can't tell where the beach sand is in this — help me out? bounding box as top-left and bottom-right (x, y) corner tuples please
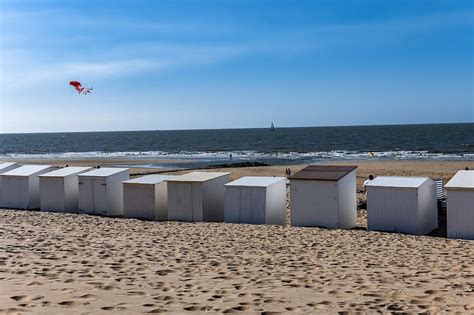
(0, 160), (473, 313)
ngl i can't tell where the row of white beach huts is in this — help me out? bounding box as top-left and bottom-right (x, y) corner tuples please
(0, 162), (472, 239)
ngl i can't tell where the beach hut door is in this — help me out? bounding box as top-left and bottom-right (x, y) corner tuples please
(176, 183), (193, 221)
(8, 178), (26, 208)
(240, 188), (265, 224)
(79, 179), (94, 213)
(93, 179), (107, 215)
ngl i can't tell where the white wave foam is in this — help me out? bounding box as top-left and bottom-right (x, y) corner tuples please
(1, 150), (472, 161)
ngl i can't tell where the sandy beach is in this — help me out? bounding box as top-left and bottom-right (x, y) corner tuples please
(0, 160), (473, 313)
(3, 0), (472, 312)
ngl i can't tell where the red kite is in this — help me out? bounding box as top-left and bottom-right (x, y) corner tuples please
(69, 81), (92, 94)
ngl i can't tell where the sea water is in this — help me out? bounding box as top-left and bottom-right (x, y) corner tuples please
(1, 123), (472, 168)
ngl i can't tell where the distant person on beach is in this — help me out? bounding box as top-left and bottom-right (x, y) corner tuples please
(229, 154), (232, 160)
(363, 175), (374, 190)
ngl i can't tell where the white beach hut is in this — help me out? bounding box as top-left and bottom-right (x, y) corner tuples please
(39, 167), (92, 213)
(167, 172), (231, 222)
(224, 176), (286, 225)
(366, 176), (438, 235)
(123, 174), (177, 221)
(0, 165), (53, 209)
(78, 168), (129, 216)
(445, 170), (474, 240)
(289, 165), (357, 229)
(0, 162), (20, 196)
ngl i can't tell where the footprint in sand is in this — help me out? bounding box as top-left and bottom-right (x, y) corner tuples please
(433, 296), (446, 303)
(127, 290), (147, 296)
(26, 281), (42, 286)
(183, 305), (204, 311)
(10, 295), (44, 302)
(155, 269), (174, 276)
(99, 284), (115, 291)
(0, 308), (25, 313)
(64, 278), (76, 283)
(58, 300), (77, 306)
(148, 308), (166, 313)
(101, 306), (115, 310)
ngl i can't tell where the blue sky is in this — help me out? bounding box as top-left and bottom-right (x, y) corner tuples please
(0, 0), (472, 133)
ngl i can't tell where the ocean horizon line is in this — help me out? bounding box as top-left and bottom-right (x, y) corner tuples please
(1, 121), (472, 135)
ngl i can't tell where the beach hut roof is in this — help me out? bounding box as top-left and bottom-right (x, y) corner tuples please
(124, 174), (176, 185)
(79, 167), (129, 177)
(166, 171), (231, 183)
(289, 165), (357, 181)
(0, 162), (17, 169)
(445, 170), (474, 190)
(2, 165), (52, 177)
(367, 176), (430, 188)
(39, 167), (92, 178)
(225, 176), (285, 187)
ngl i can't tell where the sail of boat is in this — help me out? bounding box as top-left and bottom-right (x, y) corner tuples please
(270, 122), (275, 131)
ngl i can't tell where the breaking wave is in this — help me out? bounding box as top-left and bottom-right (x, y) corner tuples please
(1, 150), (473, 161)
